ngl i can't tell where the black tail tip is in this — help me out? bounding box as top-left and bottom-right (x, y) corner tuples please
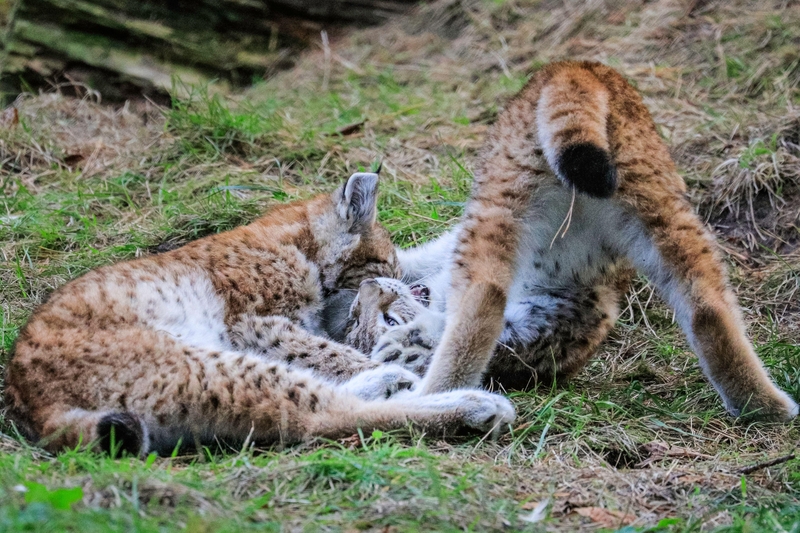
(555, 143), (617, 198)
(97, 412), (144, 457)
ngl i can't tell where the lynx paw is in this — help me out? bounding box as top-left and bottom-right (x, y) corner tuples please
(453, 391), (516, 433)
(343, 365), (419, 401)
(729, 387), (799, 422)
(371, 326), (437, 376)
(423, 390), (516, 433)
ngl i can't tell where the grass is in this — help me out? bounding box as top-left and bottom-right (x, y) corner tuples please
(2, 0), (800, 530)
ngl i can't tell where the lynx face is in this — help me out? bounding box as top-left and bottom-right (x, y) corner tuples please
(343, 277), (431, 354)
(312, 173), (402, 294)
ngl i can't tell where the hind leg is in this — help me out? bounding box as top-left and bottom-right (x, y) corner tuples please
(134, 348), (426, 452)
(34, 357), (513, 456)
(618, 197), (798, 421)
(312, 388), (516, 439)
(158, 349), (512, 448)
(151, 354), (514, 448)
(16, 326), (514, 455)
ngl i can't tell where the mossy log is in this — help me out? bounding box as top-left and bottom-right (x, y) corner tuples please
(1, 0), (417, 102)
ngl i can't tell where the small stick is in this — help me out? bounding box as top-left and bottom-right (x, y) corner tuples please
(737, 453), (795, 475)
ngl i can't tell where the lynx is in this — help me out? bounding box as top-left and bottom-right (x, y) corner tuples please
(359, 61), (798, 422)
(3, 173), (515, 456)
(338, 277), (440, 378)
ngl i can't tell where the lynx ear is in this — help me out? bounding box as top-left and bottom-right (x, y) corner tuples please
(357, 278), (381, 298)
(338, 172), (379, 233)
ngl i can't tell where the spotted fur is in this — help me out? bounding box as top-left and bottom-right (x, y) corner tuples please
(3, 173), (515, 456)
(400, 61), (797, 422)
(341, 278), (428, 353)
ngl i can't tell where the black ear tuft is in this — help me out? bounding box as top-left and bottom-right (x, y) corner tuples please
(555, 143), (617, 198)
(97, 412), (144, 457)
(340, 173), (379, 232)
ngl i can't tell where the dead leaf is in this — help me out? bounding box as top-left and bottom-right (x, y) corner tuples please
(521, 500), (541, 510)
(338, 434), (361, 449)
(575, 507), (636, 528)
(1, 107), (19, 128)
(512, 421), (532, 432)
(335, 120), (366, 136)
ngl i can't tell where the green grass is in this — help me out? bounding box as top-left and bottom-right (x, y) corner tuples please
(0, 435), (537, 532)
(2, 0), (800, 530)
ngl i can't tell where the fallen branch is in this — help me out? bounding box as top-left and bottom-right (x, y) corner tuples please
(736, 453), (795, 475)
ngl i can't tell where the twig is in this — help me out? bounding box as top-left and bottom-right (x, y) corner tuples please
(332, 52), (365, 75)
(737, 453), (795, 475)
(550, 186), (576, 249)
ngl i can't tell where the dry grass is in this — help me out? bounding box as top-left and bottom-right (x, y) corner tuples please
(1, 0), (800, 531)
(2, 89), (164, 190)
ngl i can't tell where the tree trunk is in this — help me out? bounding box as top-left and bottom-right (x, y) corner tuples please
(1, 0), (417, 103)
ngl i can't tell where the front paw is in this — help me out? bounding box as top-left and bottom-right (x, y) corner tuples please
(371, 328), (435, 376)
(455, 391), (516, 433)
(729, 387), (799, 422)
(342, 365), (420, 401)
(421, 390), (516, 434)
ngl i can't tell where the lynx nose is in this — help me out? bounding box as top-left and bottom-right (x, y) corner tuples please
(360, 278), (378, 287)
(410, 284), (430, 307)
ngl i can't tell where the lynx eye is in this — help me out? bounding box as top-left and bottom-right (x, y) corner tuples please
(383, 313), (400, 327)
